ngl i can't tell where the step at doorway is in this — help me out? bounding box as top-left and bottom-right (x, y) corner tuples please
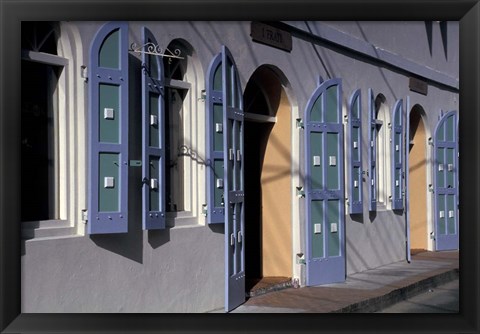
(246, 276), (293, 298)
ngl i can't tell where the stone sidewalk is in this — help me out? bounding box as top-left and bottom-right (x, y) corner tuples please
(231, 250), (459, 313)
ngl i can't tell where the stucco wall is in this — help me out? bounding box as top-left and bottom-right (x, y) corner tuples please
(22, 225), (224, 312)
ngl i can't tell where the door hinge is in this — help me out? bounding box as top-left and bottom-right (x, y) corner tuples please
(199, 89), (206, 101)
(296, 118), (304, 129)
(81, 209), (88, 224)
(296, 186), (305, 198)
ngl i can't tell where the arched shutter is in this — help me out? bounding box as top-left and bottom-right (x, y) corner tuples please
(305, 78), (346, 286)
(368, 88), (377, 211)
(391, 99), (404, 210)
(348, 89), (363, 214)
(88, 22), (129, 234)
(206, 53), (225, 224)
(434, 111), (458, 250)
(142, 27), (166, 230)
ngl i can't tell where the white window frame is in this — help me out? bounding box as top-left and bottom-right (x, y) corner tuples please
(162, 39), (206, 227)
(375, 96), (391, 210)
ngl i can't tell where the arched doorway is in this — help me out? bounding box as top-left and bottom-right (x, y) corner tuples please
(243, 65), (293, 294)
(408, 105), (429, 253)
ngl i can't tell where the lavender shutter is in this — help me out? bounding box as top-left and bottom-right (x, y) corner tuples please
(88, 22), (129, 234)
(404, 96), (411, 262)
(221, 46), (245, 312)
(391, 99), (404, 210)
(348, 89), (363, 214)
(434, 111), (458, 250)
(305, 78), (346, 286)
(368, 89), (377, 211)
(206, 53), (225, 224)
(142, 27), (166, 230)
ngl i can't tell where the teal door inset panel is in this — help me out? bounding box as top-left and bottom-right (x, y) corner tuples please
(310, 96), (323, 122)
(149, 93), (160, 148)
(99, 29), (119, 69)
(149, 158), (160, 212)
(437, 194), (446, 235)
(99, 84), (120, 144)
(214, 160), (224, 207)
(99, 153), (120, 212)
(327, 199), (340, 257)
(311, 200), (324, 259)
(325, 85), (338, 123)
(213, 103), (224, 151)
(310, 132), (323, 189)
(326, 132), (339, 190)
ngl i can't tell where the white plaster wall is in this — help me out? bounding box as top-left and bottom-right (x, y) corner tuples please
(21, 225), (224, 312)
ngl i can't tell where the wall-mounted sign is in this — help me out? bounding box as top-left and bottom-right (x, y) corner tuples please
(251, 22), (292, 52)
(409, 77), (428, 95)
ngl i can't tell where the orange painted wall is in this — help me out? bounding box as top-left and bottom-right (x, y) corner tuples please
(261, 89), (292, 277)
(409, 113), (428, 250)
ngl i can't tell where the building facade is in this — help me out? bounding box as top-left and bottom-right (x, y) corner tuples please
(20, 21), (459, 312)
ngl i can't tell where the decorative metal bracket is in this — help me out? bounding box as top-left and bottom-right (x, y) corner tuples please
(129, 42), (184, 60)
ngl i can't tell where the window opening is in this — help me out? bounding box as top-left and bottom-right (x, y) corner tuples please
(21, 60), (62, 221)
(163, 40), (191, 213)
(374, 94), (390, 208)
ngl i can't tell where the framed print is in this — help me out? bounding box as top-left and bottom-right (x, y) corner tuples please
(0, 0), (478, 333)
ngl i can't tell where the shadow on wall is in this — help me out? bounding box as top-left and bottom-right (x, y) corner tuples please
(148, 228), (171, 249)
(208, 223), (225, 235)
(350, 213), (364, 224)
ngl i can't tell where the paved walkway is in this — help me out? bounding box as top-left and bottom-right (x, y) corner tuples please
(231, 250), (459, 313)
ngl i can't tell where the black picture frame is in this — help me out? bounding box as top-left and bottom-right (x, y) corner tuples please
(1, 0), (478, 333)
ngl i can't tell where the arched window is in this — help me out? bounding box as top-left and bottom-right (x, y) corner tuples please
(21, 22), (62, 222)
(162, 39), (203, 220)
(374, 94), (391, 209)
(21, 21), (84, 238)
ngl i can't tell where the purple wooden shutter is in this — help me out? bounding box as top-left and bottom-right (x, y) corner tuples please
(88, 22), (129, 234)
(434, 111), (458, 250)
(206, 53), (225, 224)
(221, 45), (246, 312)
(142, 27), (166, 230)
(305, 78), (346, 286)
(391, 99), (404, 210)
(348, 89), (363, 214)
(368, 88), (377, 211)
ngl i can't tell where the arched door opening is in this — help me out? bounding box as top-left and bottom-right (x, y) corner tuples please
(408, 106), (429, 254)
(243, 66), (293, 296)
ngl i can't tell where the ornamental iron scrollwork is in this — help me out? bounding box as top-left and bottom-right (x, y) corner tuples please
(129, 42), (183, 60)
